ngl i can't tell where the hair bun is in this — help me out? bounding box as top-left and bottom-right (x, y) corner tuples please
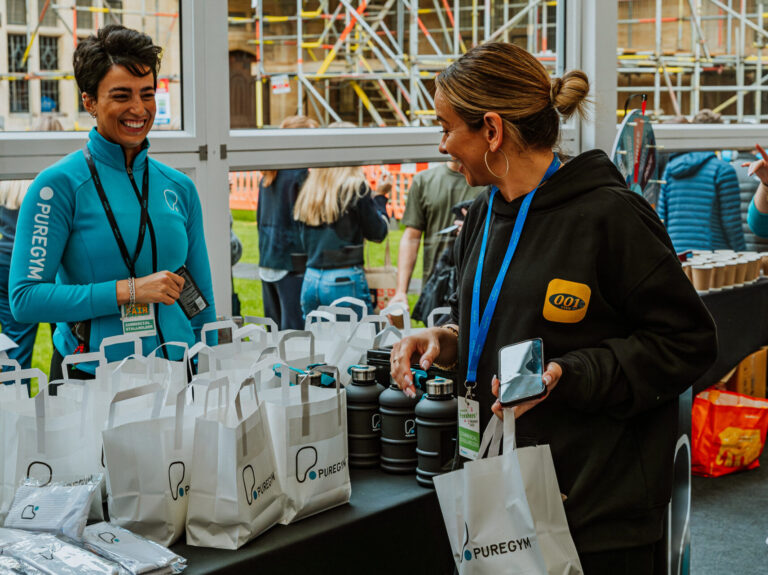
(551, 71), (590, 120)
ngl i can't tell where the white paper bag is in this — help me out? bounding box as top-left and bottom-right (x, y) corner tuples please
(186, 376), (286, 549)
(435, 414), (583, 575)
(261, 363), (350, 524)
(102, 382), (198, 546)
(328, 316), (389, 386)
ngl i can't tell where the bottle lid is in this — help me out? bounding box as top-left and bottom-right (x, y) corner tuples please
(350, 365), (377, 383)
(302, 371), (323, 385)
(426, 378), (454, 396)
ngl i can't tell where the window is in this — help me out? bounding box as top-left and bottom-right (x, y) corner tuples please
(8, 34), (29, 113)
(104, 0), (123, 25)
(76, 0), (94, 30)
(37, 0), (58, 27)
(228, 0), (563, 129)
(6, 0), (27, 25)
(39, 36), (60, 113)
(617, 1), (768, 124)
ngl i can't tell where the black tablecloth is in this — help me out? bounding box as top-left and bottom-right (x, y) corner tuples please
(173, 468), (453, 575)
(693, 278), (768, 394)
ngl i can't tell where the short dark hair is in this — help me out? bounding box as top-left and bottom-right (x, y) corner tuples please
(73, 25), (162, 98)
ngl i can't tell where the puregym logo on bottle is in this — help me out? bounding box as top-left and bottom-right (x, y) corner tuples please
(296, 445), (347, 483)
(404, 418), (416, 438)
(460, 522), (534, 562)
(243, 465), (275, 505)
(168, 461), (189, 501)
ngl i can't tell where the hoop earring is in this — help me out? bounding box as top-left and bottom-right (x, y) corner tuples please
(484, 148), (510, 179)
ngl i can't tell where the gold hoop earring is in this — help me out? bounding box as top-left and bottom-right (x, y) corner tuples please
(484, 148), (510, 178)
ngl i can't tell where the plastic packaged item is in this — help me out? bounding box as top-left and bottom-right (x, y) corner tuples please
(346, 365), (385, 468)
(4, 533), (119, 575)
(0, 556), (45, 575)
(0, 527), (33, 550)
(415, 378), (458, 487)
(83, 522), (187, 574)
(3, 475), (101, 541)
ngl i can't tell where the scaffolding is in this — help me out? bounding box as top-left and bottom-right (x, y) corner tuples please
(227, 1), (562, 128)
(617, 0), (768, 123)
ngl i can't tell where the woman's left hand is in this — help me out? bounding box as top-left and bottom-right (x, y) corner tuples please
(490, 362), (562, 420)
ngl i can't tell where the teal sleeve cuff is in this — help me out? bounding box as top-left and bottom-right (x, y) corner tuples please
(91, 280), (119, 319)
(747, 197), (768, 238)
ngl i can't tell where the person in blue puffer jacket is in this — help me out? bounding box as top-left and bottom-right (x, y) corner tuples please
(9, 25), (216, 379)
(657, 151), (746, 252)
(657, 109), (746, 253)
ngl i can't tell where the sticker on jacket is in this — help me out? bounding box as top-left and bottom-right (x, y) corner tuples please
(542, 279), (591, 324)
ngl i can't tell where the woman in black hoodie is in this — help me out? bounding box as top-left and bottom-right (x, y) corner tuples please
(390, 42), (717, 574)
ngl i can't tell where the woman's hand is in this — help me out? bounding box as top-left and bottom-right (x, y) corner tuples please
(741, 143), (768, 185)
(374, 170), (393, 197)
(390, 327), (457, 397)
(117, 271), (185, 306)
(490, 362), (562, 420)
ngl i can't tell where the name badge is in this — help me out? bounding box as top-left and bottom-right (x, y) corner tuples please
(458, 396), (481, 460)
(120, 303), (157, 337)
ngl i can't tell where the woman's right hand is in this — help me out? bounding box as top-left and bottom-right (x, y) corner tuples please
(118, 271), (185, 306)
(742, 143), (768, 184)
(390, 330), (442, 397)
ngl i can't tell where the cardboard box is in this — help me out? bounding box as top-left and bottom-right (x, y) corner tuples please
(725, 347), (767, 399)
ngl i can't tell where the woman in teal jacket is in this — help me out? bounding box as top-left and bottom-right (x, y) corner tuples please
(10, 25), (216, 378)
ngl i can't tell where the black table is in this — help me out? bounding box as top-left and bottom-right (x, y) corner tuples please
(173, 468), (453, 575)
(693, 278), (768, 394)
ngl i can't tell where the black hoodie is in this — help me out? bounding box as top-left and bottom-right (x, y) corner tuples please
(451, 150), (717, 553)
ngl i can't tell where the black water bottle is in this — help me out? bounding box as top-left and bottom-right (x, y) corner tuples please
(379, 381), (422, 474)
(416, 378), (458, 488)
(346, 365), (385, 468)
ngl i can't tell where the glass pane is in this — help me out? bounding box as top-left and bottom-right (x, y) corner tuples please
(7, 0), (27, 25)
(617, 1), (768, 124)
(38, 0), (58, 27)
(228, 0), (562, 128)
(1, 1), (181, 131)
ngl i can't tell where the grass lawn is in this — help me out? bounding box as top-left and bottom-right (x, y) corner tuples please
(20, 210), (425, 379)
(232, 209), (424, 320)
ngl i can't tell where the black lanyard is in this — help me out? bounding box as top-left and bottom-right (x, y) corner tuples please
(83, 146), (149, 279)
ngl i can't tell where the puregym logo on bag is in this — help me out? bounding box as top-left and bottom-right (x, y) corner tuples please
(243, 465), (276, 505)
(168, 461), (189, 500)
(460, 522), (534, 562)
(296, 445), (347, 483)
(98, 532), (119, 544)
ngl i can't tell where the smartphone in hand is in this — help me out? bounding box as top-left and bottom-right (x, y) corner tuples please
(498, 338), (547, 407)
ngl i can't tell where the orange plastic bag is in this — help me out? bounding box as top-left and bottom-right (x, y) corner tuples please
(691, 388), (768, 477)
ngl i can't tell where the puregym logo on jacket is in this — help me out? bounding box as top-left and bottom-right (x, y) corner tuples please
(243, 465), (276, 505)
(460, 522), (535, 562)
(295, 445), (347, 483)
(27, 186), (54, 280)
(168, 461), (188, 500)
(543, 278), (591, 324)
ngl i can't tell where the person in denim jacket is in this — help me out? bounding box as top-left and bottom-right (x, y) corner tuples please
(293, 122), (392, 317)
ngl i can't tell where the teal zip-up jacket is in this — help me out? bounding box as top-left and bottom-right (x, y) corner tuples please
(10, 128), (216, 368)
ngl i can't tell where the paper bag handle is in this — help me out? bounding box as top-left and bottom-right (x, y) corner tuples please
(200, 320), (238, 347)
(0, 359), (25, 400)
(0, 367), (45, 400)
(347, 315), (388, 342)
(234, 324), (268, 348)
(502, 408), (517, 454)
(317, 305), (358, 327)
(329, 297), (368, 320)
(304, 310), (336, 331)
(373, 325), (402, 349)
(309, 364), (343, 428)
(242, 316), (279, 345)
(60, 352), (104, 382)
(427, 307), (452, 328)
(203, 376), (230, 419)
(278, 330), (315, 362)
(99, 334), (142, 358)
(107, 382), (164, 430)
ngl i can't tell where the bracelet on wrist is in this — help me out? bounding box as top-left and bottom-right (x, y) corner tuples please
(128, 277), (136, 306)
(432, 324), (459, 371)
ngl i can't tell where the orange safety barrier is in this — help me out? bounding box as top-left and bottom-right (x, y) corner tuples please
(229, 162), (431, 219)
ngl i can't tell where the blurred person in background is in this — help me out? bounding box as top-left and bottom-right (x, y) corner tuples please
(657, 109), (746, 252)
(257, 115), (318, 329)
(391, 160), (483, 318)
(743, 143), (768, 239)
(293, 122), (392, 317)
(0, 117), (63, 369)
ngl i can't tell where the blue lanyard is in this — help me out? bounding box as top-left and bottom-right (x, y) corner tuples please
(466, 154), (561, 384)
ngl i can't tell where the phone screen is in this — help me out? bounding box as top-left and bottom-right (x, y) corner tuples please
(498, 339), (546, 406)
